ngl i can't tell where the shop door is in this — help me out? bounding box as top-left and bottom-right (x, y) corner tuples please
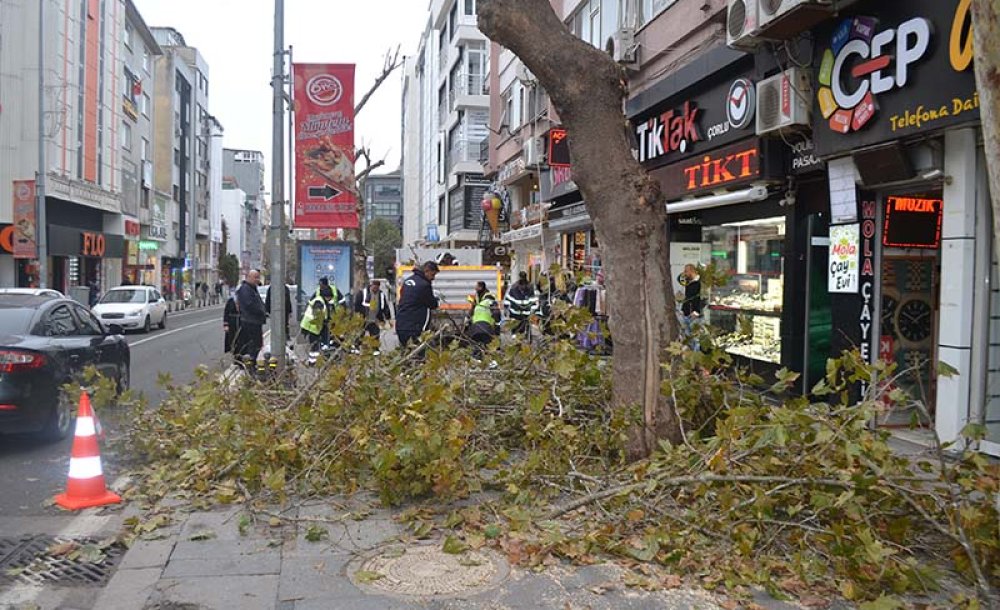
(879, 256), (939, 425)
(804, 215), (832, 391)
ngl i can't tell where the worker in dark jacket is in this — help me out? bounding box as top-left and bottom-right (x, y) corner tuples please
(265, 283), (293, 342)
(223, 292), (240, 357)
(504, 272), (538, 337)
(395, 261), (440, 347)
(235, 270), (267, 361)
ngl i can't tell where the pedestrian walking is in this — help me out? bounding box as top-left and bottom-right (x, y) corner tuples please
(353, 279), (392, 339)
(504, 272), (538, 338)
(396, 261), (440, 348)
(235, 269), (267, 362)
(678, 264), (703, 350)
(200, 281), (209, 307)
(223, 292), (240, 357)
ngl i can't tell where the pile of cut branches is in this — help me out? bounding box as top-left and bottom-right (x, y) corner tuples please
(114, 308), (999, 607)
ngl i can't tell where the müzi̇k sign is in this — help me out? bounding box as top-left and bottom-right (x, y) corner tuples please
(812, 0), (979, 157)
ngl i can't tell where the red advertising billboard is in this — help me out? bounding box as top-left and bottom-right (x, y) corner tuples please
(12, 180), (36, 259)
(292, 64), (358, 229)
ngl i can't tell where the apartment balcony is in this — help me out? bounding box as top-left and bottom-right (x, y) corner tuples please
(448, 139), (484, 174)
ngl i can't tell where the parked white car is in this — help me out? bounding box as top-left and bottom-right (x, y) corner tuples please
(92, 286), (167, 333)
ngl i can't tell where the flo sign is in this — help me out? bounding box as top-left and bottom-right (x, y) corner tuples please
(813, 0), (979, 157)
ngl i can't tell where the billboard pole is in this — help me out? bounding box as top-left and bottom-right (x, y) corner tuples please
(269, 0), (287, 368)
(36, 0), (48, 288)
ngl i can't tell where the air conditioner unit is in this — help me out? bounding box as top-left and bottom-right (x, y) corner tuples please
(523, 136), (543, 166)
(726, 0), (761, 49)
(608, 28), (638, 65)
(757, 0), (834, 40)
(755, 68), (812, 136)
(516, 64), (536, 86)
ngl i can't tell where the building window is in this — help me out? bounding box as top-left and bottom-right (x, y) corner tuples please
(448, 2), (457, 40)
(173, 185), (180, 202)
(124, 20), (134, 50)
(464, 0), (475, 15)
(141, 92), (151, 117)
(589, 1), (601, 48)
(141, 137), (150, 161)
(121, 122), (132, 150)
(438, 195), (447, 227)
(142, 49), (151, 74)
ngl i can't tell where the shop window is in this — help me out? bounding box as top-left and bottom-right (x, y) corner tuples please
(986, 254), (1000, 447)
(702, 217), (785, 364)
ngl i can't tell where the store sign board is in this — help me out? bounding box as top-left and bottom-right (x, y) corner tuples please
(298, 241), (353, 297)
(829, 223), (860, 293)
(650, 140), (764, 200)
(12, 180), (36, 259)
(548, 128), (571, 168)
(813, 0), (979, 157)
(882, 196), (942, 249)
(859, 192), (877, 370)
(292, 63), (358, 229)
(632, 71), (757, 168)
(790, 137), (825, 173)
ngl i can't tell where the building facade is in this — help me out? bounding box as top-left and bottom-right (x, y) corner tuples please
(222, 149), (266, 272)
(0, 0), (131, 294)
(401, 0), (490, 248)
(363, 170), (403, 228)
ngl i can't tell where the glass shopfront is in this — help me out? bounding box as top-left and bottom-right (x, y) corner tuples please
(703, 217), (785, 364)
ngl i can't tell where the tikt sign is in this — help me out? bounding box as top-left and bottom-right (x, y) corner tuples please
(817, 16), (932, 134)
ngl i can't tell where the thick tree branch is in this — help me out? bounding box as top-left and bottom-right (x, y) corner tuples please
(354, 46), (402, 116)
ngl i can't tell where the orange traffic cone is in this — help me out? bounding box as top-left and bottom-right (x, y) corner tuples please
(54, 392), (121, 510)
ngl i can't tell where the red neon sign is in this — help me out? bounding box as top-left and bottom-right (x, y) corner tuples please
(882, 196), (942, 249)
(548, 128), (571, 168)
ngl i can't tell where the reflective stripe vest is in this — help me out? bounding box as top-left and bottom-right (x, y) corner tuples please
(471, 291), (498, 326)
(505, 283), (537, 319)
(300, 297), (327, 335)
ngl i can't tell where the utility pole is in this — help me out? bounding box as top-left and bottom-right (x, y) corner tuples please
(269, 0), (287, 367)
(36, 0), (48, 288)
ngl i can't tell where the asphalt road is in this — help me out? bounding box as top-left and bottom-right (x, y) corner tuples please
(0, 304), (227, 517)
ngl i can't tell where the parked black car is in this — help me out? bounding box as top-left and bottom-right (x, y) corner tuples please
(0, 293), (130, 441)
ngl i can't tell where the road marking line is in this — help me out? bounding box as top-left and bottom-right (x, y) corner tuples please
(168, 304), (225, 318)
(129, 319), (217, 347)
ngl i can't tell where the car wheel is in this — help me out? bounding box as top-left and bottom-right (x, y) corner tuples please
(143, 315), (151, 333)
(117, 362), (130, 395)
(159, 311), (167, 330)
(38, 392), (73, 443)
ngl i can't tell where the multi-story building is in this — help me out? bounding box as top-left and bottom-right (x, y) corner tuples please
(150, 26), (215, 299)
(222, 149), (265, 271)
(0, 0), (129, 293)
(219, 177), (247, 274)
(122, 1), (162, 286)
(363, 170), (403, 228)
(401, 0), (490, 248)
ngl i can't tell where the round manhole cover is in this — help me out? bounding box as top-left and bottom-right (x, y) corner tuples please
(348, 542), (509, 599)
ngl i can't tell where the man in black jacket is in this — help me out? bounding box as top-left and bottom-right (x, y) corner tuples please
(396, 261), (440, 348)
(235, 269), (267, 361)
(265, 283), (293, 343)
(504, 272), (538, 337)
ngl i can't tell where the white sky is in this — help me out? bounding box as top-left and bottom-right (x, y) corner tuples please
(133, 0), (431, 186)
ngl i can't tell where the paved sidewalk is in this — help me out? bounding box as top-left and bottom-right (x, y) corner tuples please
(91, 497), (804, 610)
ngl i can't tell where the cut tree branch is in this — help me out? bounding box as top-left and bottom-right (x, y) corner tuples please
(354, 46), (402, 116)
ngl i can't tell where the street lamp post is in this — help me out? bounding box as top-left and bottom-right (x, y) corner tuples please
(36, 0), (48, 288)
(269, 0), (287, 368)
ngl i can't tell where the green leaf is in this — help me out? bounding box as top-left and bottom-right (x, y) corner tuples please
(354, 570), (384, 583)
(859, 595), (904, 610)
(442, 535), (469, 554)
(483, 524), (502, 539)
(936, 360), (960, 378)
(304, 525), (328, 542)
(960, 423), (988, 441)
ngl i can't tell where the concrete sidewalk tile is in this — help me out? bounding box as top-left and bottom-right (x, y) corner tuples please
(89, 567), (161, 610)
(277, 553), (360, 601)
(292, 596), (432, 610)
(117, 537), (176, 570)
(171, 538), (279, 559)
(285, 519), (401, 556)
(177, 507), (246, 540)
(162, 553), (281, 578)
(151, 574), (279, 610)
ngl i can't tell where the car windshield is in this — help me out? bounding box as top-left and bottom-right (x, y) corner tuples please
(100, 289), (147, 304)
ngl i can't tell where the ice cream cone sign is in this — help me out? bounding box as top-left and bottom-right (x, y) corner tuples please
(482, 193), (501, 235)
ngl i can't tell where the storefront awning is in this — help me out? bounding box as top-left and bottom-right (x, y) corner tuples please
(665, 185), (769, 215)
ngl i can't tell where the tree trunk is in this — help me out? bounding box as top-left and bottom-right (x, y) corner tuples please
(479, 0), (681, 458)
(972, 0), (1000, 267)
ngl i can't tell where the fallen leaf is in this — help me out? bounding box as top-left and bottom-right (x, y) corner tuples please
(304, 525), (328, 542)
(268, 516), (282, 527)
(442, 535), (469, 554)
(47, 541), (79, 557)
(662, 574), (683, 589)
(188, 529), (216, 541)
(354, 570), (384, 583)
